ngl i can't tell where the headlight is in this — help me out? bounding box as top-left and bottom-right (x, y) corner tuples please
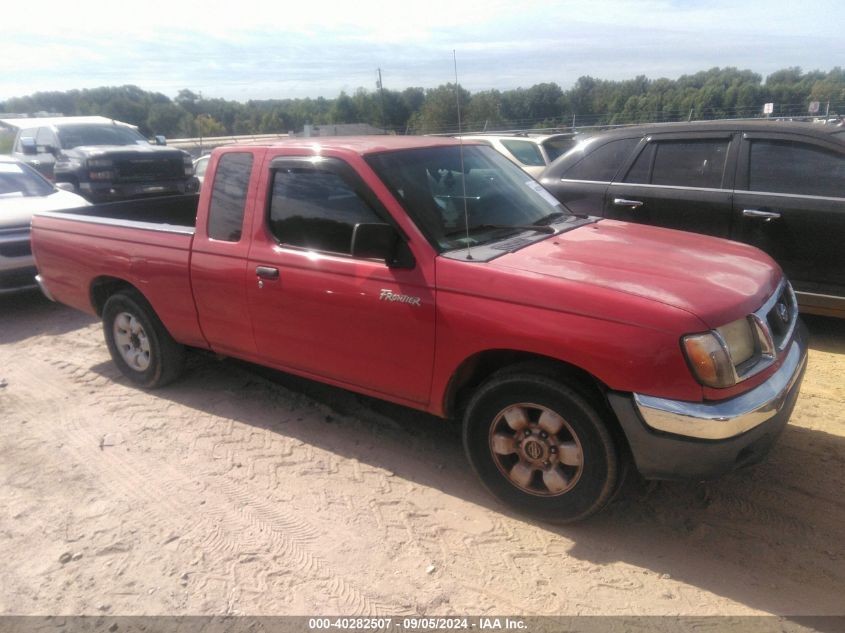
(716, 317), (755, 366)
(682, 317), (756, 388)
(88, 158), (113, 168)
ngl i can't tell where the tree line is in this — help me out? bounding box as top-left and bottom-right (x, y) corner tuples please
(2, 66), (844, 140)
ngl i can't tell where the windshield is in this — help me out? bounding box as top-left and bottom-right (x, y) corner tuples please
(366, 145), (567, 252)
(57, 124), (149, 149)
(0, 161), (55, 198)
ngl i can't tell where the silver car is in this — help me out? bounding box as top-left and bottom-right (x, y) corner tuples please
(0, 156), (89, 293)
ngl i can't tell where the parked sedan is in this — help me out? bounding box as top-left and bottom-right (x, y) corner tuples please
(0, 156), (88, 293)
(457, 133), (577, 178)
(193, 154), (210, 184)
(540, 121), (845, 318)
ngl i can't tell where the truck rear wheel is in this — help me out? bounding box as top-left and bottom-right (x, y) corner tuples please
(463, 371), (618, 523)
(102, 290), (185, 388)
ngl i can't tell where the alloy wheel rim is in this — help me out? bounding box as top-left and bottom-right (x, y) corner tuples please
(488, 402), (583, 496)
(113, 312), (151, 371)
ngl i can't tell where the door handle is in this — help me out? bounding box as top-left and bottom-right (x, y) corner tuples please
(613, 198), (644, 209)
(255, 266), (279, 280)
(742, 209), (781, 222)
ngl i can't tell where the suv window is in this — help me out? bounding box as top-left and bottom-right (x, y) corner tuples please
(500, 140), (545, 166)
(269, 167), (382, 254)
(749, 140), (845, 198)
(626, 139), (729, 188)
(562, 138), (639, 182)
(207, 153), (253, 242)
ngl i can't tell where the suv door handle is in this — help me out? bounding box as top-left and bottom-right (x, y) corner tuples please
(613, 198), (644, 209)
(743, 209), (781, 221)
(256, 266), (279, 280)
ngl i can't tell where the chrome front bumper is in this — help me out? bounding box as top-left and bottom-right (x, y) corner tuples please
(633, 324), (808, 441)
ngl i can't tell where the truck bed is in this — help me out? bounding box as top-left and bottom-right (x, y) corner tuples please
(37, 193), (199, 230)
(31, 193), (207, 349)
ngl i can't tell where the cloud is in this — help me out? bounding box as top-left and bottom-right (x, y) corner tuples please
(1, 0), (843, 101)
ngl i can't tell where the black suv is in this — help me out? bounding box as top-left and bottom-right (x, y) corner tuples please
(539, 121), (845, 317)
(12, 117), (199, 202)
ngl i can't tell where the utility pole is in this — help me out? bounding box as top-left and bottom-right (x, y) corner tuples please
(377, 68), (386, 134)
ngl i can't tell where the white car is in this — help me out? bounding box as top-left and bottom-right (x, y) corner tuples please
(193, 154), (210, 184)
(456, 133), (577, 178)
(0, 156), (89, 294)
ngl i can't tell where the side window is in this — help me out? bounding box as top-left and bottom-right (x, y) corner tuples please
(749, 140), (845, 198)
(207, 153), (253, 242)
(641, 139), (729, 188)
(269, 167), (382, 255)
(500, 140), (545, 167)
(561, 138), (639, 182)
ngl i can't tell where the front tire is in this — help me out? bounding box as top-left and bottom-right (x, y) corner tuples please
(102, 290), (185, 388)
(463, 371), (618, 523)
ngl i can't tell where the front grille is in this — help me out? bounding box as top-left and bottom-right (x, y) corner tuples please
(763, 282), (798, 352)
(733, 279), (798, 383)
(114, 157), (184, 183)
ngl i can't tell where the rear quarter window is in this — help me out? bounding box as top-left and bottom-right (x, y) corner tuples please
(560, 138), (639, 182)
(749, 140), (845, 198)
(500, 140), (545, 167)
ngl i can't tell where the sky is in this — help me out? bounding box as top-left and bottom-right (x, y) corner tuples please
(2, 0), (843, 103)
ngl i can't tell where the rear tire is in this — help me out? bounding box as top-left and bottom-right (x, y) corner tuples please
(463, 371), (618, 523)
(102, 290), (185, 388)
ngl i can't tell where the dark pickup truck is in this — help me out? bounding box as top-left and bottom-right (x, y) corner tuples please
(12, 117), (198, 202)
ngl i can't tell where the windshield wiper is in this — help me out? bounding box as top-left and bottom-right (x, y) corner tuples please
(445, 223), (555, 237)
(533, 211), (566, 225)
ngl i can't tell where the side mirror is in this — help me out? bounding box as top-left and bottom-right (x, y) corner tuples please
(154, 135), (167, 146)
(351, 223), (413, 268)
(20, 137), (37, 155)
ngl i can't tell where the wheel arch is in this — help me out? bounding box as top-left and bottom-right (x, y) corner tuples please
(443, 349), (609, 420)
(90, 276), (145, 317)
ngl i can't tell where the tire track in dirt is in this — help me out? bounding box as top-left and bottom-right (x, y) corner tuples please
(21, 351), (581, 614)
(6, 316), (845, 615)
(6, 356), (397, 615)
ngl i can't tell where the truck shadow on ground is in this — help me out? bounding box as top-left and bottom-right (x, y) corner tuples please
(0, 290), (97, 344)
(76, 313), (842, 617)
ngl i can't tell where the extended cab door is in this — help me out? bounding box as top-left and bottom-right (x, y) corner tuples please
(190, 149), (261, 357)
(604, 132), (738, 237)
(246, 155), (436, 405)
(733, 132), (845, 314)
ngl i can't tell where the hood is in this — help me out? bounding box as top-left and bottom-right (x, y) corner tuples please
(64, 145), (186, 158)
(492, 219), (782, 328)
(0, 189), (90, 229)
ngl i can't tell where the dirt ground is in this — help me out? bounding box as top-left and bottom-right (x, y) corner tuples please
(1, 290), (843, 617)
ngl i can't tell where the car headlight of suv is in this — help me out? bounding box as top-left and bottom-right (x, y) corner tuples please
(682, 317), (758, 388)
(88, 158), (113, 168)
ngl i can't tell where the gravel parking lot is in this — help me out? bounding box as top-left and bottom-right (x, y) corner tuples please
(1, 290), (843, 617)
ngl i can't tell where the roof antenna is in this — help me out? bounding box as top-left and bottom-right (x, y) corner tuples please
(453, 50), (473, 261)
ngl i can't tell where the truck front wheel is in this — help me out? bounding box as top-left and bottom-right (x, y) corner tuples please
(463, 372), (618, 523)
(102, 290), (185, 388)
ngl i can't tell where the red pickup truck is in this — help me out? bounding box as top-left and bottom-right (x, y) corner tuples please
(31, 136), (808, 522)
